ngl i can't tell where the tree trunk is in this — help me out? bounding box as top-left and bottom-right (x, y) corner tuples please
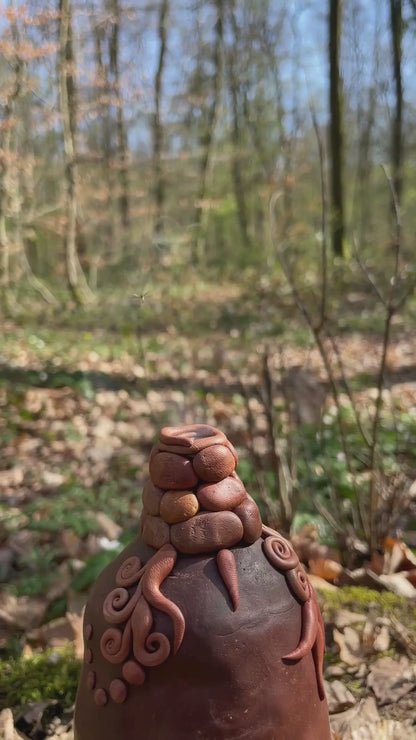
(328, 0), (344, 258)
(192, 0), (224, 265)
(0, 4), (22, 289)
(92, 15), (115, 250)
(108, 0), (130, 246)
(58, 0), (93, 303)
(389, 0), (403, 207)
(226, 5), (251, 250)
(152, 0), (169, 237)
(0, 125), (12, 288)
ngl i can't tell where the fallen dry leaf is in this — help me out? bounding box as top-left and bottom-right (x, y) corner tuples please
(332, 609), (366, 630)
(337, 719), (415, 739)
(309, 557), (343, 582)
(0, 708), (28, 739)
(27, 616), (76, 649)
(307, 574), (339, 592)
(333, 626), (363, 666)
(0, 593), (48, 632)
(330, 697), (380, 737)
(67, 610), (84, 658)
(362, 606), (390, 655)
(378, 572), (416, 598)
(383, 537), (416, 574)
(336, 567), (387, 590)
(324, 679), (356, 713)
(366, 656), (416, 705)
(16, 701), (57, 737)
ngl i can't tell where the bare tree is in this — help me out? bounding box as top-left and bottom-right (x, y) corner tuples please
(152, 0), (169, 237)
(108, 0), (130, 245)
(58, 0), (93, 303)
(0, 1), (22, 289)
(328, 0), (344, 257)
(389, 0), (403, 208)
(225, 3), (251, 250)
(191, 0), (224, 265)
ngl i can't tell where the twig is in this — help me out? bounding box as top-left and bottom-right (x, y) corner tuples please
(240, 380), (279, 525)
(261, 347), (293, 533)
(325, 325), (371, 447)
(270, 192), (368, 539)
(367, 165), (403, 551)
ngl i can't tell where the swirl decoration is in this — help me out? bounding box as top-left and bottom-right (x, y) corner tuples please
(100, 622), (132, 665)
(262, 533), (299, 571)
(285, 564), (310, 603)
(262, 531), (325, 700)
(96, 544), (185, 703)
(131, 597), (171, 667)
(116, 556), (144, 587)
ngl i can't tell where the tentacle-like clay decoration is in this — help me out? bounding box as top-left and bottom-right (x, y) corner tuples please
(283, 587), (317, 661)
(140, 544), (185, 655)
(97, 544), (185, 702)
(262, 527), (325, 701)
(312, 593), (326, 700)
(131, 596), (171, 667)
(216, 549), (239, 611)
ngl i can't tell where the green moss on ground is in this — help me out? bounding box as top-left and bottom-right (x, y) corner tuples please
(321, 585), (416, 630)
(0, 646), (80, 711)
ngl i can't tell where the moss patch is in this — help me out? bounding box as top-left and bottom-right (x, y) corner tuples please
(0, 646), (80, 711)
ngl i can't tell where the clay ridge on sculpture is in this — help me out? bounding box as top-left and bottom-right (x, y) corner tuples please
(82, 424), (325, 708)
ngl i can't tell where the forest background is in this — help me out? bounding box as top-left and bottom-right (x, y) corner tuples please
(1, 1), (416, 738)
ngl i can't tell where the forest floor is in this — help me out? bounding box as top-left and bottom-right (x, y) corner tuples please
(1, 275), (416, 738)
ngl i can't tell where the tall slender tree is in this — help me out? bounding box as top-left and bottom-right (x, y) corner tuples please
(0, 3), (22, 289)
(226, 2), (251, 251)
(152, 0), (169, 237)
(389, 0), (403, 207)
(328, 0), (344, 257)
(58, 0), (93, 302)
(191, 0), (224, 265)
(108, 0), (130, 243)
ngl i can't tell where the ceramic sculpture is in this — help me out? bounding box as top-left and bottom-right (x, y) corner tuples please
(74, 424), (331, 739)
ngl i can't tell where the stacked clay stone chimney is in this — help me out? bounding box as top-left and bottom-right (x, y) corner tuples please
(74, 424), (332, 740)
(142, 425), (262, 558)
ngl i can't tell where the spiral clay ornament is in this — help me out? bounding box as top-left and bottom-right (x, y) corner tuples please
(74, 424), (331, 740)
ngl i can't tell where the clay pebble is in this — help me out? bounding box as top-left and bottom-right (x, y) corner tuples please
(142, 480), (164, 516)
(141, 513), (170, 549)
(193, 445), (236, 483)
(233, 496), (263, 544)
(160, 490), (199, 524)
(197, 475), (246, 511)
(171, 511), (243, 554)
(149, 452), (199, 490)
